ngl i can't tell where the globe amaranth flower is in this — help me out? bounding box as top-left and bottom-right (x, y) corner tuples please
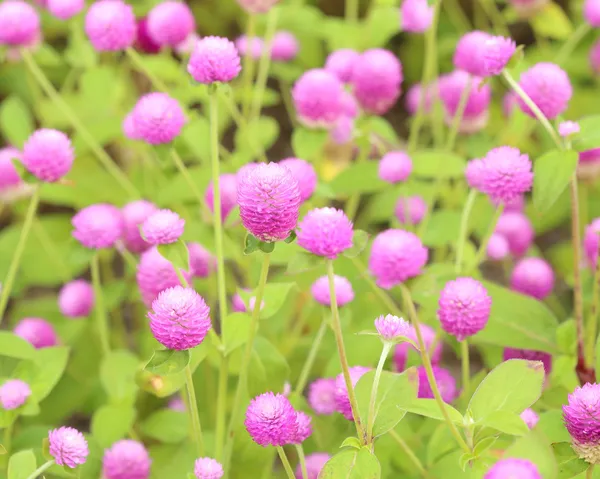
(417, 366), (457, 403)
(0, 147), (22, 193)
(517, 62), (573, 120)
(121, 200), (158, 253)
(0, 379), (31, 410)
(59, 280), (94, 318)
(294, 452), (329, 479)
(0, 0), (40, 46)
(559, 121), (580, 137)
(579, 148), (600, 181)
(585, 0), (600, 27)
(503, 91), (518, 117)
(103, 440), (152, 479)
(487, 233), (510, 261)
(235, 35), (264, 60)
(146, 1), (195, 47)
(564, 383), (600, 464)
(188, 36), (241, 84)
(484, 458), (542, 479)
(22, 129), (74, 182)
(378, 151), (412, 183)
(188, 242), (215, 278)
(330, 116), (355, 145)
(324, 49), (360, 83)
(238, 162), (301, 242)
(510, 257), (554, 300)
(85, 0), (136, 51)
(510, 0), (548, 17)
(14, 318), (58, 348)
(297, 207), (353, 259)
(308, 378), (336, 415)
(477, 146), (533, 203)
(271, 31), (298, 62)
(279, 157), (317, 202)
(236, 0), (279, 14)
(137, 247), (192, 306)
(503, 348), (552, 376)
(584, 218), (600, 267)
(453, 30), (492, 76)
(374, 314), (411, 341)
(175, 32), (200, 56)
(194, 457), (224, 479)
(49, 426), (89, 468)
(148, 285), (211, 350)
(521, 408), (539, 429)
(47, 0), (84, 20)
(351, 48), (403, 115)
(131, 93), (186, 145)
(292, 69), (346, 128)
(438, 277), (492, 341)
(205, 173), (238, 221)
(482, 35), (516, 76)
(72, 203), (124, 249)
(395, 196), (427, 225)
(405, 82), (434, 116)
(135, 17), (161, 54)
(334, 366), (370, 420)
(401, 0), (434, 33)
(291, 411), (312, 444)
(591, 39), (600, 75)
(439, 71), (491, 134)
(465, 158), (484, 189)
(123, 111), (141, 141)
(393, 323), (442, 372)
(141, 209), (185, 245)
(245, 392), (298, 447)
(369, 229), (428, 289)
(311, 275), (354, 307)
(495, 212), (534, 257)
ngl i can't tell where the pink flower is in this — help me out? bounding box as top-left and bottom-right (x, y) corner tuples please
(439, 71), (491, 134)
(85, 0), (136, 51)
(235, 35), (264, 60)
(291, 411), (312, 444)
(122, 112), (141, 140)
(297, 208), (353, 259)
(485, 459), (542, 479)
(194, 457), (224, 479)
(279, 158), (317, 202)
(22, 129), (74, 183)
(188, 242), (215, 278)
(487, 233), (510, 261)
(510, 257), (555, 300)
(72, 203), (124, 249)
(585, 218), (600, 267)
(135, 17), (161, 54)
(121, 200), (158, 253)
(477, 146), (533, 203)
(137, 247), (192, 306)
(58, 280), (94, 318)
(495, 212), (534, 257)
(324, 49), (360, 83)
(334, 366), (370, 420)
(47, 0), (84, 20)
(244, 392), (298, 447)
(271, 31), (298, 62)
(563, 383), (600, 463)
(374, 314), (411, 341)
(102, 440), (151, 479)
(482, 35), (516, 76)
(132, 92), (186, 145)
(0, 147), (22, 191)
(401, 0), (434, 33)
(517, 62), (572, 120)
(14, 318), (58, 348)
(236, 0), (279, 14)
(310, 275), (354, 307)
(330, 116), (355, 145)
(558, 121), (580, 137)
(585, 0), (600, 27)
(0, 0), (40, 46)
(308, 378), (336, 415)
(0, 379), (31, 410)
(394, 195), (427, 225)
(141, 209), (185, 245)
(146, 1), (195, 47)
(417, 366), (457, 403)
(294, 453), (329, 479)
(453, 31), (492, 77)
(590, 39), (600, 75)
(378, 151), (412, 183)
(292, 69), (346, 128)
(521, 408), (539, 429)
(465, 158), (484, 189)
(205, 173), (239, 221)
(48, 426), (89, 468)
(503, 91), (518, 117)
(393, 323), (442, 371)
(188, 36), (241, 84)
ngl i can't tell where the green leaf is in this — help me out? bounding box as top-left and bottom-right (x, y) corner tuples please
(329, 162), (386, 196)
(538, 410), (571, 444)
(343, 230), (370, 258)
(257, 241), (275, 253)
(291, 128), (328, 160)
(533, 150), (578, 214)
(530, 2), (573, 40)
(91, 404), (136, 448)
(242, 282), (296, 320)
(572, 115), (600, 152)
(100, 350), (139, 403)
(319, 447), (381, 478)
(235, 116), (279, 153)
(422, 210), (462, 247)
(7, 449), (36, 479)
(340, 437), (362, 449)
(141, 409), (189, 443)
(361, 6), (401, 49)
(473, 436), (497, 457)
(0, 332), (35, 360)
(244, 234), (260, 255)
(411, 150), (467, 179)
(28, 346), (69, 402)
(552, 442), (588, 478)
(181, 117), (211, 163)
(479, 410), (529, 436)
(157, 241), (189, 272)
(285, 252), (318, 274)
(504, 430), (558, 478)
(247, 336), (290, 397)
(222, 313), (251, 356)
(144, 350), (190, 376)
(400, 398), (463, 423)
(284, 230), (297, 244)
(0, 96), (34, 148)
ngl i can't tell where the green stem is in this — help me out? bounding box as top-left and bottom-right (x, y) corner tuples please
(295, 444), (309, 479)
(468, 204), (504, 273)
(346, 122), (372, 220)
(455, 189), (478, 274)
(571, 177), (586, 365)
(388, 430), (430, 478)
(555, 23), (591, 66)
(460, 340), (470, 400)
(242, 14), (257, 118)
(91, 252), (110, 356)
(350, 257), (403, 317)
(279, 79), (298, 127)
(24, 460), (54, 479)
(445, 77), (472, 152)
(276, 446), (296, 479)
(250, 8), (279, 121)
(0, 187), (39, 323)
(170, 149), (211, 219)
(175, 267), (189, 288)
(125, 47), (169, 92)
(215, 355), (229, 461)
(477, 0), (509, 35)
(442, 0), (470, 33)
(367, 342), (392, 444)
(345, 0), (359, 22)
(586, 242), (600, 367)
(587, 464), (595, 479)
(294, 319), (327, 394)
(0, 417), (14, 469)
(185, 364), (205, 456)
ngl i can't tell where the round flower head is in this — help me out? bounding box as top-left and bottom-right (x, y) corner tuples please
(335, 366), (370, 420)
(503, 348), (552, 375)
(591, 40), (600, 75)
(48, 426), (89, 468)
(453, 31), (492, 76)
(188, 242), (215, 278)
(340, 91), (359, 118)
(395, 195), (427, 225)
(103, 440), (151, 479)
(308, 378), (336, 415)
(135, 17), (161, 54)
(244, 392), (298, 447)
(559, 121), (580, 137)
(417, 366), (457, 403)
(495, 212), (534, 257)
(405, 83), (433, 116)
(379, 151), (412, 183)
(231, 292), (247, 313)
(85, 0), (136, 51)
(564, 383), (600, 463)
(132, 93), (186, 145)
(22, 129), (74, 182)
(123, 112), (141, 140)
(137, 247), (192, 306)
(401, 0), (434, 33)
(585, 218), (600, 267)
(465, 158), (484, 189)
(279, 158), (317, 202)
(438, 277), (491, 341)
(292, 69), (345, 128)
(311, 275), (354, 307)
(0, 379), (31, 410)
(324, 49), (360, 83)
(205, 173), (238, 221)
(330, 116), (355, 145)
(271, 31), (298, 62)
(394, 323), (442, 371)
(439, 71), (491, 133)
(47, 0), (84, 20)
(0, 147), (22, 192)
(482, 36), (516, 76)
(72, 203), (124, 249)
(294, 453), (330, 479)
(585, 0), (600, 27)
(236, 0), (279, 14)
(297, 207), (353, 259)
(148, 285), (211, 350)
(369, 229), (428, 289)
(510, 257), (555, 300)
(291, 411), (312, 444)
(141, 209), (185, 245)
(59, 280), (94, 318)
(517, 63), (572, 120)
(374, 314), (411, 341)
(174, 32), (200, 56)
(351, 48), (403, 115)
(121, 200), (158, 253)
(146, 1), (194, 47)
(521, 408), (539, 429)
(235, 35), (264, 60)
(188, 36), (241, 84)
(0, 0), (39, 46)
(477, 146), (533, 203)
(236, 162), (259, 181)
(579, 148), (600, 181)
(237, 162), (301, 242)
(194, 457), (223, 479)
(487, 233), (510, 261)
(484, 458), (542, 479)
(14, 318), (58, 348)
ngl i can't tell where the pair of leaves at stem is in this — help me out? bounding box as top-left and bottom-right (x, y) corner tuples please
(144, 349), (190, 376)
(244, 231), (296, 255)
(156, 240), (190, 272)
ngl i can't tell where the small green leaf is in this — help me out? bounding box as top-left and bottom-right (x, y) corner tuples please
(479, 410), (529, 436)
(340, 437), (362, 449)
(247, 336), (290, 398)
(292, 127), (328, 160)
(572, 115), (600, 152)
(473, 436), (498, 457)
(504, 430), (558, 478)
(284, 230), (297, 244)
(411, 150), (467, 179)
(285, 252), (318, 274)
(343, 230), (370, 258)
(0, 332), (35, 360)
(157, 241), (189, 272)
(0, 96), (34, 148)
(222, 313), (251, 356)
(144, 349), (190, 376)
(552, 442), (589, 478)
(100, 350), (139, 403)
(533, 149), (578, 213)
(141, 409), (189, 443)
(361, 6), (400, 49)
(400, 398), (464, 423)
(91, 405), (136, 448)
(7, 449), (36, 479)
(319, 447), (381, 478)
(530, 2), (573, 40)
(458, 452), (475, 471)
(235, 116), (279, 154)
(329, 162), (385, 196)
(258, 241), (275, 253)
(244, 234), (260, 255)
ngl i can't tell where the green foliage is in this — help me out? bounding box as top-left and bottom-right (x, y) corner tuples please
(141, 409), (189, 444)
(157, 241), (190, 272)
(7, 450), (36, 479)
(530, 3), (573, 40)
(144, 350), (191, 376)
(320, 447), (381, 478)
(0, 96), (34, 148)
(533, 150), (578, 213)
(91, 405), (136, 448)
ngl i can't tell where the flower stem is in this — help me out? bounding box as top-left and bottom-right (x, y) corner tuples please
(349, 257), (403, 317)
(556, 23), (591, 66)
(0, 187), (39, 323)
(389, 430), (430, 478)
(242, 14), (257, 118)
(468, 204), (504, 273)
(345, 0), (359, 22)
(460, 340), (470, 400)
(250, 8), (279, 121)
(327, 259), (365, 442)
(444, 77), (472, 152)
(586, 243), (600, 367)
(294, 319), (327, 394)
(455, 189), (478, 274)
(125, 47), (169, 92)
(367, 342), (392, 444)
(215, 355), (229, 460)
(0, 417), (14, 469)
(170, 149), (211, 219)
(587, 464), (595, 479)
(91, 252), (110, 356)
(571, 177), (586, 366)
(24, 460), (54, 479)
(295, 444), (309, 479)
(276, 446), (296, 479)
(184, 363), (205, 456)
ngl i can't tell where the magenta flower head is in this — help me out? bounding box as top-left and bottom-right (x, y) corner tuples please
(439, 71), (491, 133)
(132, 93), (186, 145)
(510, 257), (554, 300)
(279, 158), (317, 202)
(188, 36), (241, 84)
(14, 318), (58, 348)
(482, 35), (516, 76)
(335, 366), (370, 420)
(378, 151), (412, 183)
(188, 242), (215, 278)
(453, 31), (492, 76)
(271, 31), (298, 62)
(330, 116), (355, 145)
(495, 212), (534, 257)
(405, 83), (433, 116)
(311, 275), (354, 307)
(374, 314), (411, 341)
(351, 48), (403, 115)
(235, 35), (264, 60)
(559, 121), (580, 138)
(194, 457), (224, 479)
(517, 63), (572, 120)
(135, 17), (161, 54)
(294, 453), (329, 479)
(245, 392), (298, 447)
(236, 0), (279, 14)
(72, 203), (124, 249)
(417, 366), (457, 403)
(47, 0), (84, 20)
(292, 69), (345, 128)
(394, 323), (442, 371)
(103, 440), (151, 479)
(0, 0), (39, 46)
(238, 162), (301, 242)
(579, 148), (600, 181)
(85, 0), (136, 51)
(369, 229), (428, 289)
(291, 411), (312, 444)
(137, 247), (191, 306)
(521, 408), (539, 429)
(22, 128), (74, 182)
(48, 426), (89, 468)
(141, 209), (185, 245)
(438, 277), (491, 341)
(0, 147), (22, 193)
(205, 173), (238, 221)
(308, 378), (336, 415)
(146, 1), (194, 47)
(503, 348), (552, 375)
(487, 233), (510, 261)
(324, 49), (360, 83)
(297, 207), (353, 259)
(477, 146), (533, 203)
(123, 112), (141, 141)
(484, 458), (542, 479)
(148, 285), (211, 350)
(121, 200), (158, 253)
(401, 0), (434, 33)
(465, 158), (484, 189)
(585, 218), (600, 267)
(564, 383), (600, 463)
(59, 280), (94, 318)
(585, 0), (600, 26)
(395, 196), (427, 225)
(0, 379), (31, 410)
(591, 40), (600, 75)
